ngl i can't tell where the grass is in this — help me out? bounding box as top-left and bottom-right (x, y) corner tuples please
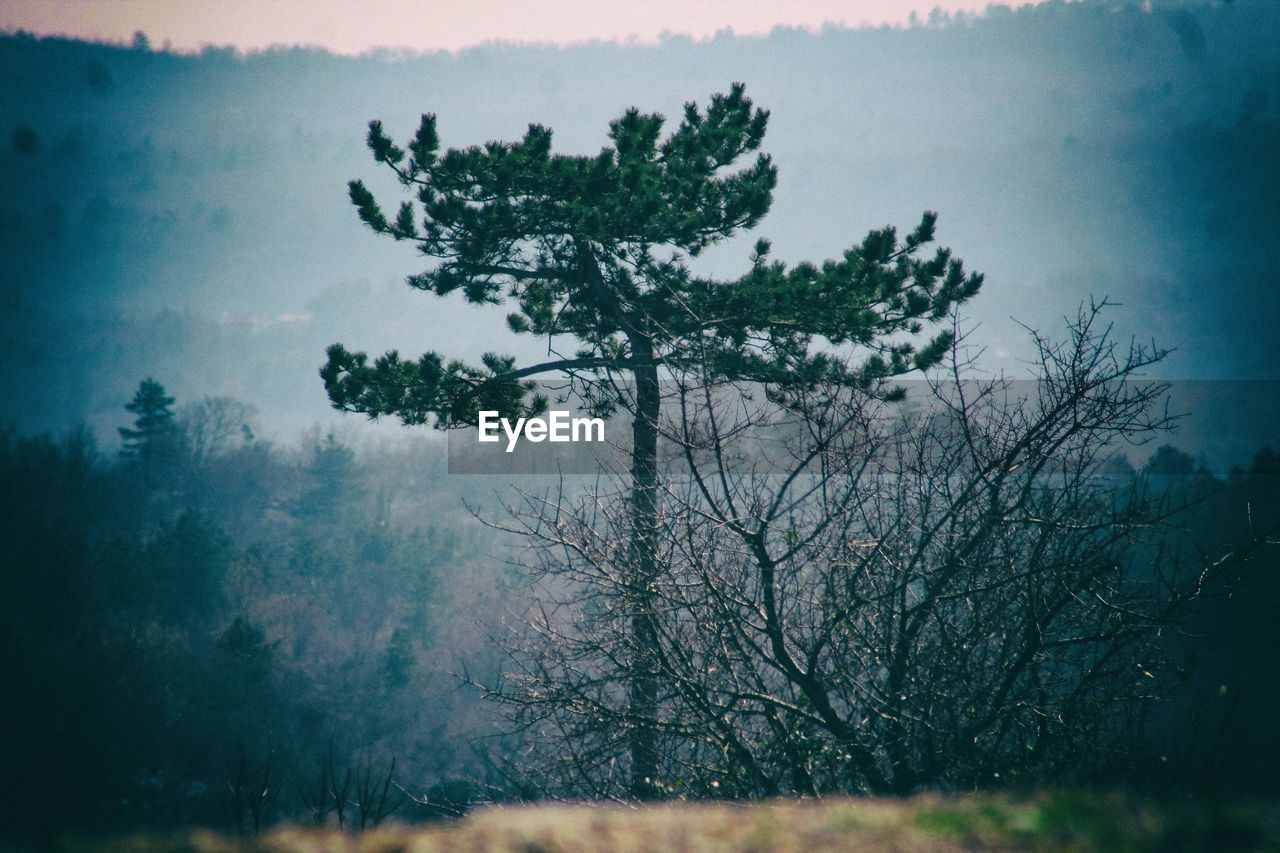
(29, 790), (1280, 853)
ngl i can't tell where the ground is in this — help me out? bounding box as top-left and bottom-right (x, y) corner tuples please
(34, 790), (1280, 852)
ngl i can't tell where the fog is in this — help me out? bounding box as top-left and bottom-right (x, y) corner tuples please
(2, 0), (1279, 836)
(3, 0), (1276, 447)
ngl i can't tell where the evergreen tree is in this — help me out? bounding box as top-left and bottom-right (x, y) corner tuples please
(321, 85), (984, 796)
(216, 615), (273, 685)
(295, 432), (361, 522)
(1143, 443), (1197, 478)
(381, 622), (415, 691)
(119, 378), (177, 484)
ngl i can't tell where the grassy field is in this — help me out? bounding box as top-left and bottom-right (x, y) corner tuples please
(35, 790), (1280, 852)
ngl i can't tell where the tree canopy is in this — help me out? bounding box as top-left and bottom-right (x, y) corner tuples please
(321, 83), (984, 427)
(119, 377), (176, 456)
(322, 83), (987, 798)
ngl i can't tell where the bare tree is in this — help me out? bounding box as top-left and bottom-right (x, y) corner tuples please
(297, 742), (343, 827)
(352, 753), (400, 829)
(180, 396), (258, 469)
(224, 740), (276, 834)
(477, 303), (1274, 798)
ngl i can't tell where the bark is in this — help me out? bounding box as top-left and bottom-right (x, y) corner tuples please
(628, 336), (662, 797)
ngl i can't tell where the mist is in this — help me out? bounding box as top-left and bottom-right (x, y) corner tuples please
(2, 0), (1280, 840)
(3, 0), (1277, 446)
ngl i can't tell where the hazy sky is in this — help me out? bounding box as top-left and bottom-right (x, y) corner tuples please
(3, 0), (1037, 53)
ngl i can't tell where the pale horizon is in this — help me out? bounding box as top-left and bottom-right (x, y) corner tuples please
(2, 0), (1041, 55)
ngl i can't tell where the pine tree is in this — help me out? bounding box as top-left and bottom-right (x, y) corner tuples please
(217, 615), (273, 684)
(119, 377), (177, 485)
(381, 622), (415, 691)
(321, 84), (984, 796)
(295, 432), (360, 522)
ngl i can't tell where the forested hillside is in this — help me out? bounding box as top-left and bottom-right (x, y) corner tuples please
(2, 0), (1279, 841)
(2, 0), (1277, 444)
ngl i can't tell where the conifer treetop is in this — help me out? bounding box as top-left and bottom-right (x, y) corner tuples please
(322, 84), (984, 427)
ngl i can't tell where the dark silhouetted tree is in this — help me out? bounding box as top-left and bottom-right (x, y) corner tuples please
(322, 84), (983, 796)
(217, 615), (274, 684)
(119, 377), (177, 485)
(381, 622), (415, 691)
(489, 304), (1278, 797)
(1143, 443), (1196, 478)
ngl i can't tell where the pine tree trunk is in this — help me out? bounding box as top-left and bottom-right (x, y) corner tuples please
(628, 340), (661, 798)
